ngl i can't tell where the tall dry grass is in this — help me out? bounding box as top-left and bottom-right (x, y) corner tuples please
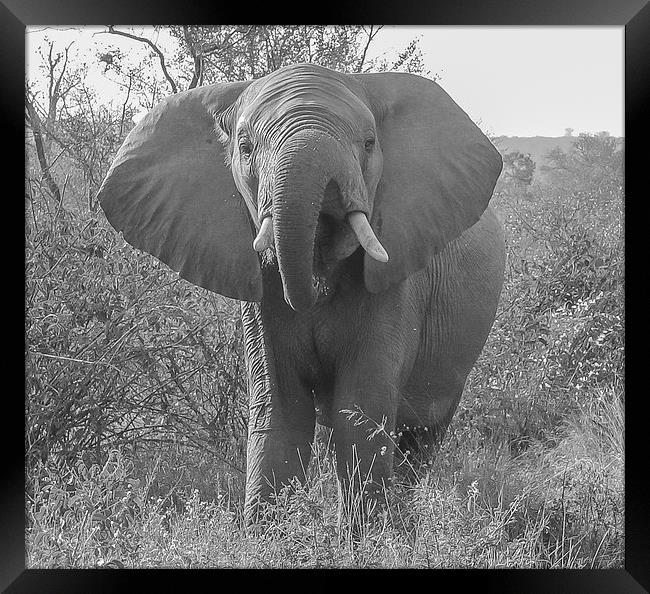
(26, 388), (623, 568)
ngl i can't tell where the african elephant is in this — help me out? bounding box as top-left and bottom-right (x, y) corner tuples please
(97, 63), (505, 522)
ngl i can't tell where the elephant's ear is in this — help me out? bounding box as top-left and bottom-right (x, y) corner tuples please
(352, 72), (502, 293)
(97, 81), (262, 301)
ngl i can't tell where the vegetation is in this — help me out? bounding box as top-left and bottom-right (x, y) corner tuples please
(25, 26), (623, 568)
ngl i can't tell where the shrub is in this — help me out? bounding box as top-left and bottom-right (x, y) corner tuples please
(26, 194), (248, 500)
(461, 176), (623, 452)
(27, 450), (144, 567)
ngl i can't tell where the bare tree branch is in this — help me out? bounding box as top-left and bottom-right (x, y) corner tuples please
(119, 72), (133, 136)
(100, 26), (178, 94)
(48, 41), (75, 123)
(356, 25), (383, 73)
(25, 93), (62, 203)
(182, 26), (203, 90)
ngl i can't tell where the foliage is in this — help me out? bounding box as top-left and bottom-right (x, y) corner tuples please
(167, 25), (379, 84)
(368, 36), (431, 77)
(28, 450), (144, 567)
(25, 194), (248, 499)
(464, 165), (623, 451)
(496, 150), (536, 197)
(95, 25), (425, 92)
(540, 132), (623, 198)
(26, 43), (137, 213)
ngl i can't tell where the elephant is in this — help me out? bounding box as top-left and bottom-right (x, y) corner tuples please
(97, 63), (505, 523)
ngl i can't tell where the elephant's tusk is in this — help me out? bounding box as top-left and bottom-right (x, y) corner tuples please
(253, 216), (274, 252)
(347, 211), (389, 263)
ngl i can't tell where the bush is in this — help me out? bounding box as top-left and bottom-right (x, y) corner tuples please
(460, 178), (623, 452)
(25, 193), (248, 501)
(27, 450), (144, 567)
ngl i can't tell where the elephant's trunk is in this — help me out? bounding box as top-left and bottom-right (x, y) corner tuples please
(272, 130), (368, 311)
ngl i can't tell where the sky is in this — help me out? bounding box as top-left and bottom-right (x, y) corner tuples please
(368, 27), (623, 137)
(26, 26), (624, 138)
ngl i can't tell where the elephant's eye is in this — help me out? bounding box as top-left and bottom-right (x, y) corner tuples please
(239, 139), (253, 157)
(364, 138), (375, 152)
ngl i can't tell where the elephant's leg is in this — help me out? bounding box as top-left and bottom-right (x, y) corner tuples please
(394, 383), (464, 480)
(245, 376), (315, 519)
(331, 365), (400, 519)
(241, 302), (315, 523)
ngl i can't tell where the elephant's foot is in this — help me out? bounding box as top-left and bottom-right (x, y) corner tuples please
(332, 419), (396, 530)
(392, 425), (443, 482)
(243, 429), (314, 527)
(334, 451), (393, 547)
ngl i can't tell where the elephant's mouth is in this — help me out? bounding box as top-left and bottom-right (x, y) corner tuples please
(257, 214), (358, 273)
(256, 209), (385, 307)
(313, 213), (360, 274)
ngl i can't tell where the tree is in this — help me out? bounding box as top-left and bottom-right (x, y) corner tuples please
(98, 25), (428, 95)
(541, 132), (623, 198)
(504, 151), (536, 185)
(27, 26), (430, 212)
(168, 25), (374, 83)
(369, 36), (431, 77)
(495, 150), (536, 197)
(26, 39), (81, 204)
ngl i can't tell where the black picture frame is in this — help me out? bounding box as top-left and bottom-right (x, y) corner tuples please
(7, 0), (646, 591)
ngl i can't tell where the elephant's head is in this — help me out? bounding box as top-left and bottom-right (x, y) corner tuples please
(98, 64), (502, 309)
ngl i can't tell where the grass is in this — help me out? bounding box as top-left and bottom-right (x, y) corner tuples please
(26, 387), (623, 568)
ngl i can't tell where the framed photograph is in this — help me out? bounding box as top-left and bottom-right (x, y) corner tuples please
(10, 0), (645, 590)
